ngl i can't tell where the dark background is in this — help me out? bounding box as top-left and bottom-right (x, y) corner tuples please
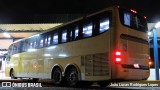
(0, 0), (159, 24)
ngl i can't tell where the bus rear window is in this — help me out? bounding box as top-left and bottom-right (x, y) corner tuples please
(119, 8), (147, 32)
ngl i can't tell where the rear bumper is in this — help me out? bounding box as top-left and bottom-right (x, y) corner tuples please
(112, 64), (150, 80)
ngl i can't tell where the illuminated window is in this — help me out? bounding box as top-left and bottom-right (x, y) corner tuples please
(34, 41), (37, 48)
(40, 39), (44, 47)
(62, 30), (67, 43)
(29, 42), (33, 48)
(83, 23), (93, 37)
(69, 30), (73, 41)
(48, 36), (51, 45)
(45, 37), (48, 46)
(53, 33), (58, 44)
(74, 27), (79, 40)
(100, 18), (110, 33)
(124, 13), (131, 26)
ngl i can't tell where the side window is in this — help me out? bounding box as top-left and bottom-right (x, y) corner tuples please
(8, 44), (13, 55)
(100, 18), (110, 33)
(53, 32), (58, 44)
(62, 30), (67, 43)
(47, 35), (51, 46)
(44, 36), (48, 46)
(69, 29), (73, 41)
(124, 12), (131, 26)
(34, 41), (37, 48)
(13, 42), (20, 54)
(40, 38), (44, 47)
(83, 23), (93, 38)
(29, 42), (33, 49)
(74, 27), (79, 40)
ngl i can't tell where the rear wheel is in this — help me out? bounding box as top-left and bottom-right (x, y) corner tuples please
(10, 69), (17, 79)
(66, 67), (79, 87)
(52, 68), (63, 86)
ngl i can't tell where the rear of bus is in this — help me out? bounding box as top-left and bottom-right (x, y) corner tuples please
(112, 7), (150, 80)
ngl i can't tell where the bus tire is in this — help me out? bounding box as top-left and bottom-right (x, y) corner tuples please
(52, 67), (63, 86)
(66, 67), (79, 87)
(97, 81), (110, 87)
(10, 69), (17, 79)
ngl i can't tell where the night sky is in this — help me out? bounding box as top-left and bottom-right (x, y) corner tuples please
(0, 0), (159, 24)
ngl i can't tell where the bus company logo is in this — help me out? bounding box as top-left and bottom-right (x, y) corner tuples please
(2, 82), (42, 87)
(2, 82), (11, 87)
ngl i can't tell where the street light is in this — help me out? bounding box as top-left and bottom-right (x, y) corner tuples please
(150, 22), (160, 80)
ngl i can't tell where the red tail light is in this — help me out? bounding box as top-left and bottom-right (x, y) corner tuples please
(148, 56), (152, 66)
(115, 51), (122, 64)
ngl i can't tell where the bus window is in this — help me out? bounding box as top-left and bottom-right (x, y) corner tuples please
(40, 39), (44, 47)
(44, 36), (48, 46)
(29, 42), (33, 49)
(53, 33), (58, 44)
(124, 13), (131, 26)
(69, 29), (73, 41)
(48, 35), (51, 46)
(83, 23), (93, 38)
(13, 42), (20, 55)
(62, 30), (67, 43)
(74, 27), (79, 40)
(119, 8), (147, 32)
(8, 44), (13, 55)
(100, 18), (110, 33)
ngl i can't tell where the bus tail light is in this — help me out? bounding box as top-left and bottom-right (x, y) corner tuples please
(115, 51), (122, 64)
(148, 56), (152, 66)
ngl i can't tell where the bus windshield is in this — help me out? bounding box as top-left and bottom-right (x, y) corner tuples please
(119, 8), (148, 32)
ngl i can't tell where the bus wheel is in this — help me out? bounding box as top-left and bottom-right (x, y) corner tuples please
(52, 68), (63, 86)
(97, 81), (110, 87)
(10, 69), (17, 79)
(66, 67), (79, 87)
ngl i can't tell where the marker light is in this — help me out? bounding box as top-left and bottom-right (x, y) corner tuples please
(34, 64), (37, 68)
(115, 51), (122, 64)
(117, 5), (120, 8)
(149, 61), (152, 66)
(130, 9), (137, 13)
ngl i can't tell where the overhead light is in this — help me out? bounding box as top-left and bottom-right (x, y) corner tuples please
(155, 22), (160, 29)
(148, 32), (152, 36)
(3, 32), (11, 38)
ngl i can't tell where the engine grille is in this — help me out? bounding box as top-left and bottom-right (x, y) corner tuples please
(82, 53), (110, 76)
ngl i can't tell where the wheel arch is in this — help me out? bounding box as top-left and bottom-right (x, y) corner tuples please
(64, 63), (81, 80)
(51, 64), (64, 79)
(9, 68), (14, 76)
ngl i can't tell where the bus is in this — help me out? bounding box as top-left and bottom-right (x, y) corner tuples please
(5, 6), (150, 87)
